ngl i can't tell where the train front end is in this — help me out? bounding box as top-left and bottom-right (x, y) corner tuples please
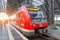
(27, 7), (48, 34)
(16, 6), (48, 36)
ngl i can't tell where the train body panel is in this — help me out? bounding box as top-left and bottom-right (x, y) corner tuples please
(16, 7), (34, 30)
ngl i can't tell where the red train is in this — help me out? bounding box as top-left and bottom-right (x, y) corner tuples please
(16, 6), (48, 36)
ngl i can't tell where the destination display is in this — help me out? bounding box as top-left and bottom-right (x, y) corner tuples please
(27, 8), (38, 11)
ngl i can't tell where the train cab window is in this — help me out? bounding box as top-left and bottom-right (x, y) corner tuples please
(28, 9), (47, 24)
(29, 11), (37, 17)
(28, 10), (45, 20)
(38, 10), (45, 18)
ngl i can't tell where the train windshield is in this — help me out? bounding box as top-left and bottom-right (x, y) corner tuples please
(28, 10), (45, 19)
(28, 8), (46, 23)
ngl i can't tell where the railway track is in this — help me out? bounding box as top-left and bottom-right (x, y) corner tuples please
(27, 33), (59, 40)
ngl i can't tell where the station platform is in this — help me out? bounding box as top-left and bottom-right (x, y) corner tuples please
(0, 25), (9, 40)
(0, 24), (28, 40)
(48, 26), (60, 40)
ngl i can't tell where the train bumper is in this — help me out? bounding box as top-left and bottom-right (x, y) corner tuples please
(20, 29), (35, 36)
(35, 28), (48, 34)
